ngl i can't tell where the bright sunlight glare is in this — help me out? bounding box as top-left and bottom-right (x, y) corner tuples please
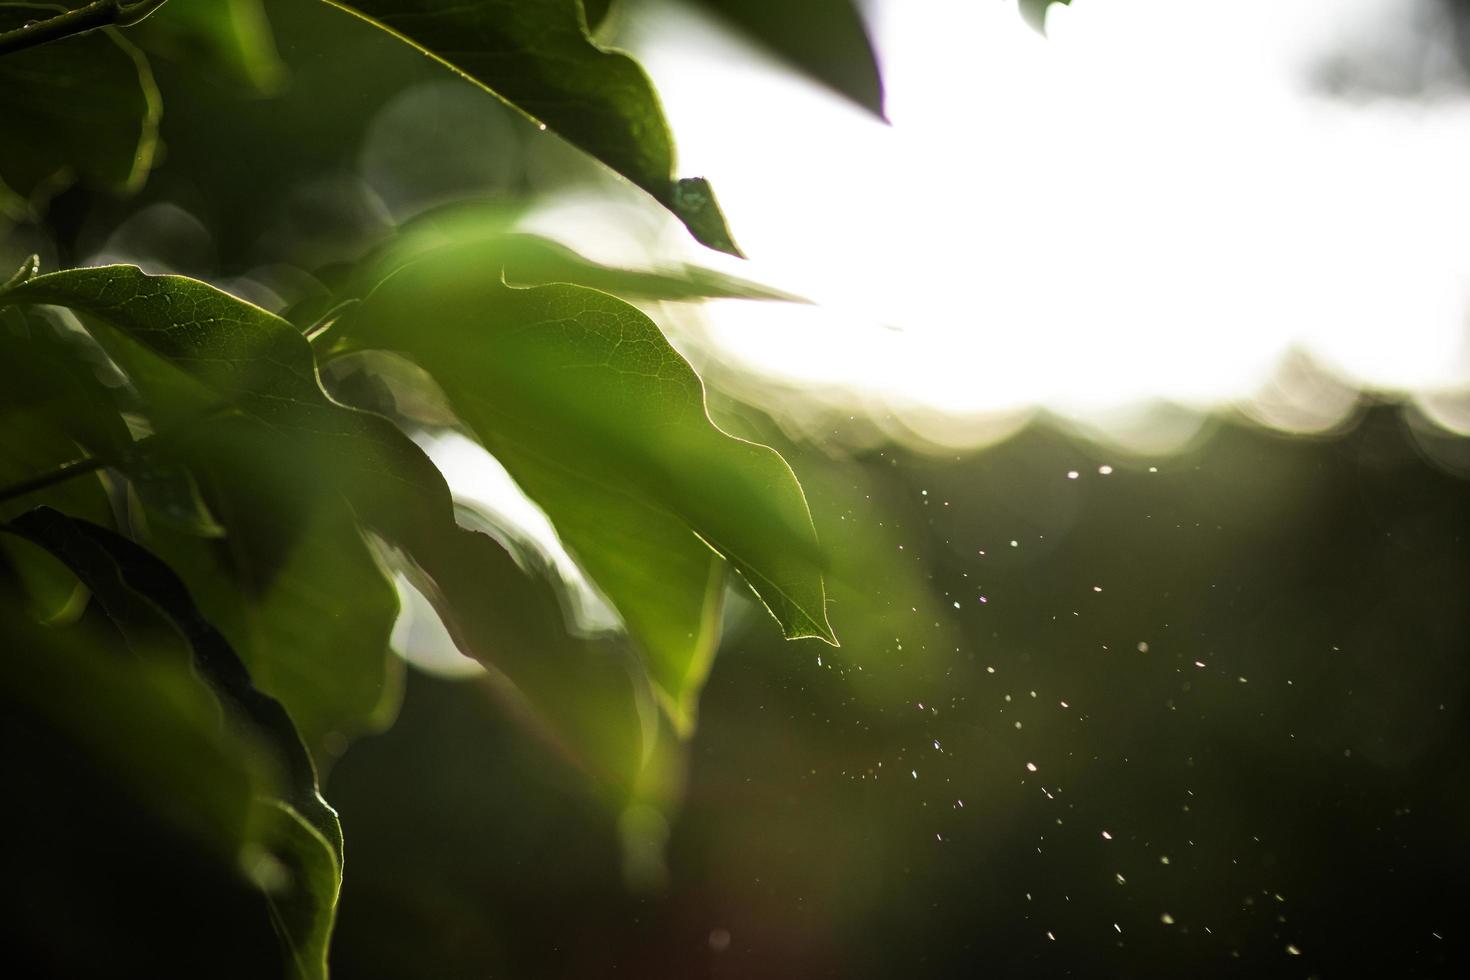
(608, 0), (1470, 444)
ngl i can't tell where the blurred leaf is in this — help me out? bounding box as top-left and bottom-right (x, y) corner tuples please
(333, 205), (802, 310)
(3, 508), (340, 844)
(338, 253), (834, 730)
(690, 0), (883, 116)
(254, 798), (341, 980)
(152, 471), (403, 752)
(0, 264), (652, 789)
(144, 0), (287, 94)
(1020, 0), (1071, 34)
(4, 505), (343, 980)
(320, 0), (742, 254)
(0, 3), (161, 218)
(3, 252), (38, 288)
(0, 592), (269, 864)
(583, 0), (613, 30)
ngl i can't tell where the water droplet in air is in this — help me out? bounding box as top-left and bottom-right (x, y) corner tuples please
(1026, 762), (1038, 772)
(1101, 830), (1113, 840)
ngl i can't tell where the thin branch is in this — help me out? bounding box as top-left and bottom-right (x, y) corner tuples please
(0, 456), (106, 504)
(0, 0), (170, 58)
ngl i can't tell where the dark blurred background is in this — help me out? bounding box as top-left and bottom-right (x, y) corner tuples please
(323, 405), (1469, 979)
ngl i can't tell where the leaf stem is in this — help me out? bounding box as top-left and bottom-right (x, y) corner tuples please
(0, 0), (169, 57)
(0, 456), (106, 503)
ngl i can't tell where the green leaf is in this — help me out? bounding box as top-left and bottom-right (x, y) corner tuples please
(337, 249), (834, 731)
(0, 591), (270, 867)
(1, 507), (344, 980)
(253, 798), (342, 980)
(0, 264), (652, 788)
(583, 0), (613, 31)
(3, 507), (342, 854)
(143, 0), (287, 94)
(690, 0), (884, 116)
(0, 269), (410, 752)
(0, 303), (223, 537)
(0, 3), (161, 218)
(150, 469), (403, 752)
(325, 204), (802, 314)
(1020, 0), (1071, 34)
(319, 0), (741, 254)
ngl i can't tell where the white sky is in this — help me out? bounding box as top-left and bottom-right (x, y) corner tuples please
(598, 0), (1470, 443)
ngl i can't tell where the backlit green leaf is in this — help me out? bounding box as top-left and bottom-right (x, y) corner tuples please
(337, 250), (834, 730)
(0, 263), (652, 788)
(324, 204), (802, 315)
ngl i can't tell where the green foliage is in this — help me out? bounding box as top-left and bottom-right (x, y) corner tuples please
(0, 0), (907, 973)
(336, 248), (833, 727)
(322, 0), (742, 253)
(2, 506), (341, 979)
(143, 0), (286, 93)
(0, 3), (159, 217)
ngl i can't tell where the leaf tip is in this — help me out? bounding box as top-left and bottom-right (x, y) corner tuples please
(671, 178), (744, 258)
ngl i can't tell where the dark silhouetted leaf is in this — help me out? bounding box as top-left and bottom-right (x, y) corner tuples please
(0, 3), (160, 218)
(1, 507), (341, 980)
(319, 0), (741, 253)
(0, 592), (269, 866)
(4, 508), (340, 846)
(691, 0), (884, 116)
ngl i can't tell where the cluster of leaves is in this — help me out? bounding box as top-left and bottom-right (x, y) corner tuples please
(1, 0), (1058, 975)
